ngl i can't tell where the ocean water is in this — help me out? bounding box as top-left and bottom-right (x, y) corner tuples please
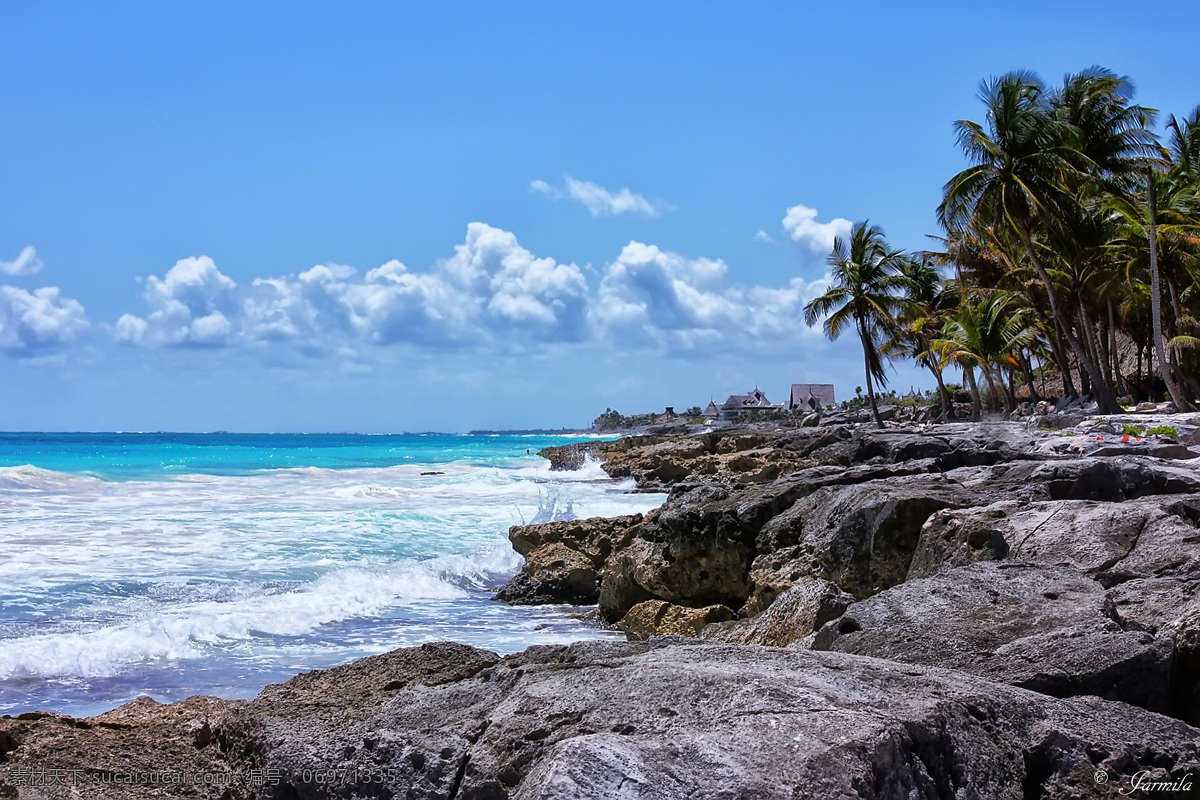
(0, 433), (665, 717)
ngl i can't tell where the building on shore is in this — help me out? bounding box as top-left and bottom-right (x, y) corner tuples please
(718, 387), (785, 421)
(789, 383), (836, 412)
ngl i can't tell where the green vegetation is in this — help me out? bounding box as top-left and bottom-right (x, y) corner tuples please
(802, 67), (1200, 419)
(1146, 425), (1179, 436)
(1122, 424), (1145, 436)
(593, 408), (657, 430)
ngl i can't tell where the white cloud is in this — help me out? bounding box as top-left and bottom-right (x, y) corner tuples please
(0, 285), (89, 355)
(115, 225), (590, 353)
(752, 230), (774, 244)
(0, 246), (45, 276)
(109, 228), (841, 361)
(782, 204), (853, 256)
(532, 176), (662, 217)
(593, 241), (829, 355)
(115, 256), (239, 347)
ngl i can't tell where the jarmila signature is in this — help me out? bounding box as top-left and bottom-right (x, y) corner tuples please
(1117, 769), (1194, 795)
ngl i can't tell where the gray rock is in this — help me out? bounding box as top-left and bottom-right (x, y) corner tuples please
(909, 495), (1200, 581)
(207, 640), (1200, 800)
(495, 542), (601, 604)
(811, 562), (1176, 715)
(746, 478), (965, 608)
(617, 600), (736, 640)
(702, 579), (854, 646)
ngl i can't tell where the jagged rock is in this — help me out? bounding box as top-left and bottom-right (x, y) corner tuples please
(498, 515), (643, 606)
(1089, 442), (1199, 459)
(597, 549), (658, 621)
(744, 476), (968, 612)
(507, 515), (643, 562)
(494, 542), (600, 604)
(702, 579), (854, 646)
(617, 600), (735, 640)
(909, 495), (1200, 582)
(812, 562), (1176, 716)
(201, 640), (1200, 799)
(0, 696), (242, 800)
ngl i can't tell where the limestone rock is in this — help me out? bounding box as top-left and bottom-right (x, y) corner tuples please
(0, 696), (242, 800)
(910, 494), (1200, 582)
(702, 579), (854, 647)
(494, 542), (600, 604)
(507, 514), (643, 562)
(617, 600), (735, 640)
(209, 640), (1200, 800)
(812, 562), (1176, 716)
(745, 477), (966, 609)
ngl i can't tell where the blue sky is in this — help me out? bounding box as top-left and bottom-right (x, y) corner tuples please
(2, 2), (1197, 432)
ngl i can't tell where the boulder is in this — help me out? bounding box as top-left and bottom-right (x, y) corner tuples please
(494, 542), (600, 604)
(812, 562), (1176, 716)
(910, 494), (1200, 582)
(617, 600), (735, 640)
(202, 640), (1200, 800)
(702, 579), (854, 647)
(507, 514), (643, 562)
(745, 477), (967, 610)
(0, 696), (242, 800)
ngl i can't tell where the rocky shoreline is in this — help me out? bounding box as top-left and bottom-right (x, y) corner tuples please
(4, 415), (1200, 798)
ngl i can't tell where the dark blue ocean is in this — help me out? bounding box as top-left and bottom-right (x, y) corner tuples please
(0, 433), (664, 716)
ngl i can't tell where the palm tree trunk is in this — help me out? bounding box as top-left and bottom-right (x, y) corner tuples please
(1096, 300), (1114, 390)
(980, 365), (1002, 414)
(1107, 298), (1125, 395)
(859, 325), (884, 429)
(1147, 171), (1194, 412)
(1020, 350), (1039, 402)
(1046, 324), (1076, 401)
(964, 366), (981, 421)
(1015, 226), (1121, 412)
(1078, 296), (1107, 396)
(926, 362), (951, 422)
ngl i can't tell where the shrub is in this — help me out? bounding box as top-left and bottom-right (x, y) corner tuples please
(1146, 425), (1178, 437)
(1121, 424), (1144, 436)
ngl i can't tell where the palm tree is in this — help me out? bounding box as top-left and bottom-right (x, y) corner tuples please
(1105, 170), (1198, 410)
(934, 291), (1039, 417)
(938, 69), (1153, 414)
(884, 256), (957, 421)
(804, 222), (911, 428)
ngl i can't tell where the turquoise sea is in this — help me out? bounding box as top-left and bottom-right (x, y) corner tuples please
(0, 433), (665, 716)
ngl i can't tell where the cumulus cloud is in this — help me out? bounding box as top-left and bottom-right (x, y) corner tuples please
(752, 230), (774, 244)
(593, 241), (829, 354)
(782, 204), (853, 256)
(0, 286), (89, 355)
(531, 176), (662, 217)
(0, 246), (44, 276)
(115, 256), (239, 347)
(116, 224), (590, 353)
(111, 227), (841, 360)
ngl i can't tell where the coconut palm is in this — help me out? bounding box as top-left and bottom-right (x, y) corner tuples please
(1105, 170), (1198, 410)
(884, 256), (957, 421)
(938, 69), (1155, 413)
(804, 222), (911, 428)
(934, 291), (1040, 417)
